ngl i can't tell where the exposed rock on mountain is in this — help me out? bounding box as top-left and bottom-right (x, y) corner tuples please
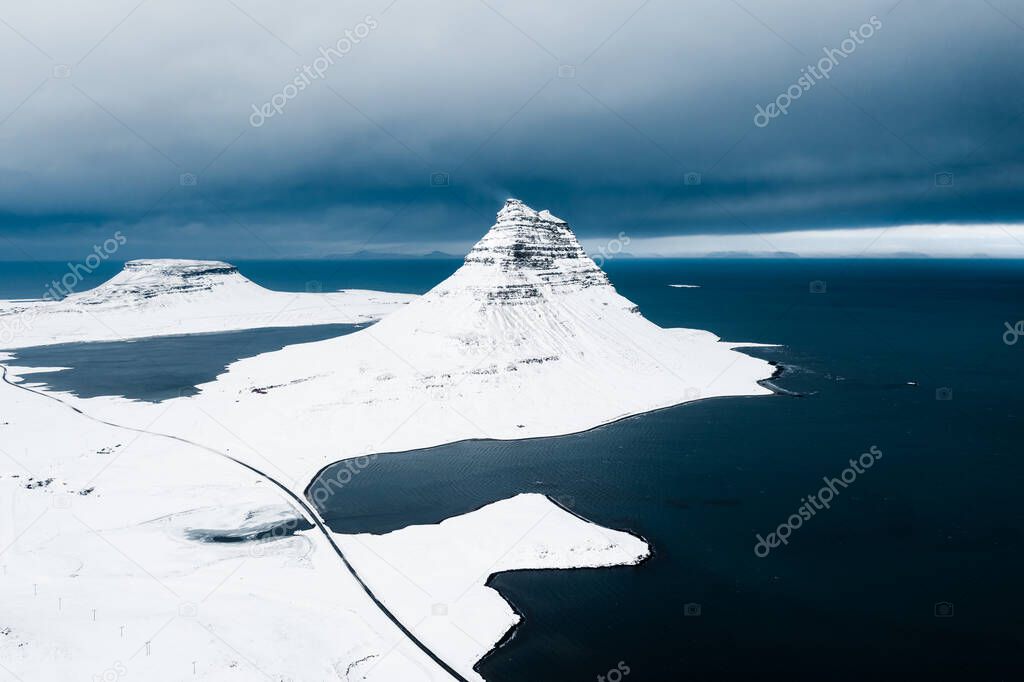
(153, 199), (775, 480)
(450, 199), (609, 300)
(11, 200), (776, 682)
(0, 259), (414, 348)
(71, 259), (249, 307)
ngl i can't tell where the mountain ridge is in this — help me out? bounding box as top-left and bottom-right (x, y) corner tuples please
(160, 198), (776, 486)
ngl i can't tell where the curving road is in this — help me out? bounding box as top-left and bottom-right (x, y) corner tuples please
(0, 363), (468, 682)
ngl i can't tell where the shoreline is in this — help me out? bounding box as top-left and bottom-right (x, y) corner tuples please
(304, 351), (786, 672)
(470, 492), (656, 676)
(0, 361), (471, 682)
(4, 250), (781, 679)
(302, 351), (787, 503)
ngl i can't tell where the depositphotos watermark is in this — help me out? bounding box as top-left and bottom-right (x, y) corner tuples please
(591, 231), (631, 269)
(1003, 320), (1024, 345)
(754, 445), (883, 558)
(596, 661), (630, 682)
(92, 661), (127, 682)
(309, 455), (377, 506)
(42, 232), (128, 301)
(250, 16), (379, 127)
(0, 232), (127, 347)
(248, 517), (313, 560)
(754, 16), (882, 128)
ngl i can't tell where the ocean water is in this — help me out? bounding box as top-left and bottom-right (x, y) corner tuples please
(0, 258), (459, 401)
(5, 324), (363, 401)
(4, 259), (1023, 679)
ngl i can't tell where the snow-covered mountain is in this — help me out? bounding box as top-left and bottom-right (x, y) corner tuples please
(0, 259), (415, 348)
(447, 198), (611, 298)
(0, 363), (644, 682)
(12, 200), (776, 681)
(127, 199), (775, 483)
(332, 198), (773, 392)
(69, 259), (252, 307)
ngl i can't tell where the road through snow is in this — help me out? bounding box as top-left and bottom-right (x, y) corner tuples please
(0, 362), (467, 682)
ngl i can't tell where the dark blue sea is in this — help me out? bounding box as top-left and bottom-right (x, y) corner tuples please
(4, 259), (1023, 680)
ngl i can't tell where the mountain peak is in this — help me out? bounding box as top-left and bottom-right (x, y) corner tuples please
(497, 197), (531, 220)
(495, 198), (565, 226)
(429, 200), (609, 303)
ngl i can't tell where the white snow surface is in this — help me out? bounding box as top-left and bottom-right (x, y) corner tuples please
(0, 199), (774, 680)
(0, 369), (453, 681)
(0, 259), (415, 348)
(78, 199), (774, 485)
(339, 494), (649, 681)
(0, 366), (649, 681)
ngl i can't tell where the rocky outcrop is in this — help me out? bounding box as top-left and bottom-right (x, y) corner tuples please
(437, 199), (609, 303)
(122, 259), (239, 278)
(73, 259), (245, 305)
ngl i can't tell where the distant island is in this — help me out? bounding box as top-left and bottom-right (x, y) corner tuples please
(706, 250), (802, 258)
(322, 249), (461, 260)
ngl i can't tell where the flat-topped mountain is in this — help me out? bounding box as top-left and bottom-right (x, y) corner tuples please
(71, 259), (250, 307)
(170, 199), (775, 482)
(123, 258), (239, 275)
(0, 260), (414, 349)
(47, 200), (776, 680)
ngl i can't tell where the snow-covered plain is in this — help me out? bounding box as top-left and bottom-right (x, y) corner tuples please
(0, 365), (455, 681)
(0, 360), (651, 681)
(1, 199), (774, 680)
(0, 259), (415, 348)
(339, 494), (649, 681)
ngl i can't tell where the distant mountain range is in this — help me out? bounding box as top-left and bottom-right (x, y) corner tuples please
(705, 250), (802, 258)
(322, 250), (461, 260)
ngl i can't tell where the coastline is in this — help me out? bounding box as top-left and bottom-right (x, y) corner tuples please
(302, 350), (787, 500)
(0, 241), (780, 679)
(303, 351), (783, 674)
(0, 362), (470, 681)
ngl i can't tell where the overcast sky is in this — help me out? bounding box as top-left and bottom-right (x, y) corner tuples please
(2, 0), (1023, 258)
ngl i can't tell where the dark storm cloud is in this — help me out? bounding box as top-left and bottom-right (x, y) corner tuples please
(1, 0), (1022, 258)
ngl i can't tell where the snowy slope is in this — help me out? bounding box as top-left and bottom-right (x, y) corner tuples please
(0, 361), (648, 682)
(95, 199), (776, 485)
(0, 367), (454, 682)
(0, 199), (773, 679)
(0, 259), (415, 348)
